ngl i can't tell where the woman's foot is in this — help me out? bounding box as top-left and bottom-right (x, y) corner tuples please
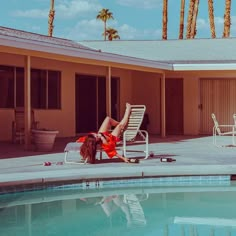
(126, 103), (131, 113)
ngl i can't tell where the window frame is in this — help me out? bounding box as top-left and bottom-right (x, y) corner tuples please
(0, 65), (61, 109)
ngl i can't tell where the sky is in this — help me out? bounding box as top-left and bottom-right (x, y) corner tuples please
(1, 0), (236, 41)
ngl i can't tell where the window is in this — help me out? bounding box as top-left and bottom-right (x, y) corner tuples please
(31, 69), (47, 109)
(31, 69), (61, 109)
(48, 71), (61, 109)
(0, 66), (14, 108)
(0, 65), (61, 109)
(16, 67), (24, 107)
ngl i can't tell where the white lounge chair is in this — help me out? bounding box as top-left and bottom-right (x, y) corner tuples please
(64, 104), (149, 164)
(211, 113), (236, 147)
(123, 194), (147, 227)
(122, 105), (149, 159)
(64, 142), (103, 164)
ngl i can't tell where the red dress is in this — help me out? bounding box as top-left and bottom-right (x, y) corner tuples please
(77, 132), (120, 158)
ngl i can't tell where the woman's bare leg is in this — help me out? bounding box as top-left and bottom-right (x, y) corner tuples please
(98, 116), (119, 133)
(111, 103), (131, 137)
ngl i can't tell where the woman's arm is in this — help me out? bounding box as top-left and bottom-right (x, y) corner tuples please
(115, 153), (129, 163)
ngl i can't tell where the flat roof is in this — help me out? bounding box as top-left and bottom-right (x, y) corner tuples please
(81, 38), (236, 70)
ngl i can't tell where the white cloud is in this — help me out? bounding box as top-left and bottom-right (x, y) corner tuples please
(12, 9), (48, 18)
(196, 16), (224, 37)
(215, 16), (224, 25)
(57, 0), (101, 19)
(64, 19), (103, 40)
(196, 18), (209, 30)
(116, 0), (162, 9)
(12, 0), (102, 19)
(62, 19), (161, 41)
(118, 24), (161, 40)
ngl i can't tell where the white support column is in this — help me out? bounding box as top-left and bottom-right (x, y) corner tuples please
(24, 55), (32, 150)
(161, 73), (166, 137)
(106, 66), (112, 117)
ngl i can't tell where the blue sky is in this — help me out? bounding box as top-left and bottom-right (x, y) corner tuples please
(1, 0), (236, 41)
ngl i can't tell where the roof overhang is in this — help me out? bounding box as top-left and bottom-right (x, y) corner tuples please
(173, 63), (236, 71)
(0, 34), (172, 72)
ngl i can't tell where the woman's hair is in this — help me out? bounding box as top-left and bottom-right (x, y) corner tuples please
(80, 134), (98, 164)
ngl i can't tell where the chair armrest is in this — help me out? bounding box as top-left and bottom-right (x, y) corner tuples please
(217, 125), (235, 127)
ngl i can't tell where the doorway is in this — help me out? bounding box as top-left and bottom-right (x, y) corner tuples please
(165, 78), (183, 135)
(199, 79), (236, 134)
(75, 74), (119, 134)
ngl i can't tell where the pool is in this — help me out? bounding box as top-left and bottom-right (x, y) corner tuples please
(1, 177), (236, 236)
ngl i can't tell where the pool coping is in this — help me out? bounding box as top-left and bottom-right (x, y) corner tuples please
(2, 135), (236, 193)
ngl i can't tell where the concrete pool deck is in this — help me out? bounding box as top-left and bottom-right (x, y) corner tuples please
(1, 135), (236, 188)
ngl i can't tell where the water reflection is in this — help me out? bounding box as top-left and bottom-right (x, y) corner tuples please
(1, 184), (236, 236)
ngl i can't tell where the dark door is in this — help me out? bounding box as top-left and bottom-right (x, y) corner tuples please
(75, 75), (119, 134)
(165, 78), (183, 135)
(111, 77), (120, 120)
(75, 75), (97, 133)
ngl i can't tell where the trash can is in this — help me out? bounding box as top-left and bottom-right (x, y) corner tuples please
(140, 113), (149, 130)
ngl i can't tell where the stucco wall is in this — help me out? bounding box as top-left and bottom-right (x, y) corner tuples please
(1, 51), (236, 141)
(0, 54), (138, 140)
(166, 71), (200, 135)
(166, 70), (236, 135)
(131, 71), (161, 134)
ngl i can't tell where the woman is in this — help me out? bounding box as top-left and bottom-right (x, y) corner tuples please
(77, 103), (133, 163)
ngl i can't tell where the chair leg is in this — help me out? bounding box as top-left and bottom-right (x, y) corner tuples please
(144, 131), (149, 159)
(233, 133), (235, 146)
(64, 151), (87, 164)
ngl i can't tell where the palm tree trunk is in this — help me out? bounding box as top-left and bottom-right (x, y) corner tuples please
(179, 0), (185, 39)
(48, 0), (55, 37)
(162, 0), (168, 40)
(186, 0), (195, 39)
(208, 0), (216, 38)
(104, 21), (107, 41)
(223, 0), (231, 38)
(190, 0), (199, 39)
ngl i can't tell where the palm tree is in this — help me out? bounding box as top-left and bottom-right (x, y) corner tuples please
(186, 0), (195, 39)
(223, 0), (231, 38)
(48, 0), (55, 37)
(96, 9), (114, 40)
(105, 27), (120, 41)
(179, 0), (185, 39)
(190, 0), (199, 39)
(208, 0), (216, 38)
(162, 0), (168, 40)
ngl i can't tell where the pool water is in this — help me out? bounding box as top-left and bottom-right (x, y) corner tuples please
(1, 181), (236, 236)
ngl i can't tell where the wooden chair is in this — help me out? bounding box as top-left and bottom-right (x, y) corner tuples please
(12, 107), (39, 143)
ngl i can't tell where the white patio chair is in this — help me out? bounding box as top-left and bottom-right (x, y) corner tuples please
(122, 105), (149, 159)
(64, 142), (103, 164)
(233, 114), (236, 126)
(211, 113), (236, 147)
(64, 104), (149, 164)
